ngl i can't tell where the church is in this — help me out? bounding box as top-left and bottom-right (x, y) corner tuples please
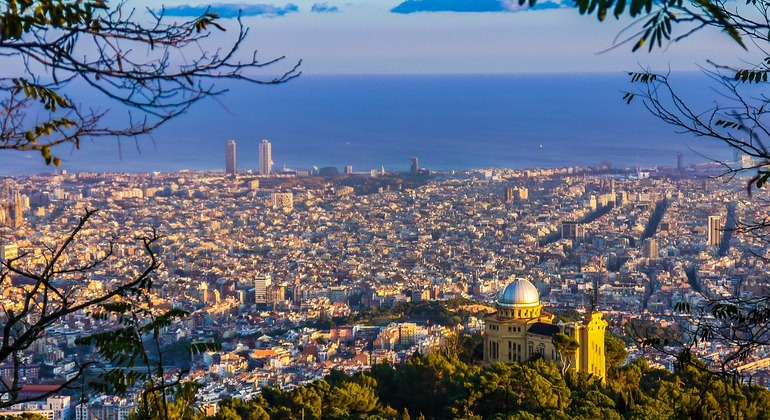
(483, 278), (607, 380)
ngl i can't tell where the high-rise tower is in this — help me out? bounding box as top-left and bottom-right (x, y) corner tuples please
(259, 139), (272, 176)
(708, 215), (722, 246)
(410, 156), (419, 174)
(225, 140), (237, 177)
(643, 238), (658, 259)
(255, 274), (272, 305)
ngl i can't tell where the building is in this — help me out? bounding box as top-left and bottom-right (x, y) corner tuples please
(259, 139), (272, 176)
(0, 363), (39, 382)
(0, 189), (24, 228)
(708, 215), (722, 246)
(271, 192), (294, 211)
(643, 238), (658, 259)
(0, 243), (19, 262)
(561, 221), (584, 241)
(255, 274), (272, 305)
(506, 187), (529, 203)
(225, 139), (237, 177)
(483, 278), (607, 381)
(76, 396), (137, 420)
(410, 156), (419, 174)
(0, 395), (70, 420)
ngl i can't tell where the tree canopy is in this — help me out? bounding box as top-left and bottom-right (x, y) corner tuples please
(184, 350), (770, 420)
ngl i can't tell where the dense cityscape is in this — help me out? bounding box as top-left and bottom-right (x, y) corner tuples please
(0, 138), (768, 418)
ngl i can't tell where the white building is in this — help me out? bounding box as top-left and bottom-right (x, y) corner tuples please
(1, 395), (71, 420)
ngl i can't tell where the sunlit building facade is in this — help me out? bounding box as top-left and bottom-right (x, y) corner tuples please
(484, 278), (607, 381)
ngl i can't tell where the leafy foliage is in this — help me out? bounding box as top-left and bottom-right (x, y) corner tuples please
(0, 0), (300, 165)
(199, 350), (770, 419)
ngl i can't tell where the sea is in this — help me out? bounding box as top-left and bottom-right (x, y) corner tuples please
(0, 73), (735, 176)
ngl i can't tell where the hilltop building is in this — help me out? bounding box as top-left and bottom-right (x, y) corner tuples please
(484, 278), (607, 380)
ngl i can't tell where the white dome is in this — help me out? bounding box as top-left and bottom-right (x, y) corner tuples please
(497, 278), (540, 308)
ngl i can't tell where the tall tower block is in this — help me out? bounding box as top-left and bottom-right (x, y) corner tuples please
(708, 215), (722, 246)
(225, 140), (237, 177)
(259, 139), (272, 176)
(410, 156), (419, 174)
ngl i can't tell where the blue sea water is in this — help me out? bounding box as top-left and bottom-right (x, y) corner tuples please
(0, 73), (733, 176)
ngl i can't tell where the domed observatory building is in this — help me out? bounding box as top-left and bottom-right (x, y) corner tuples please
(484, 278), (607, 380)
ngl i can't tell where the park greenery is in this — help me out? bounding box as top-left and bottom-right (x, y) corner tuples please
(174, 336), (770, 420)
(313, 299), (485, 329)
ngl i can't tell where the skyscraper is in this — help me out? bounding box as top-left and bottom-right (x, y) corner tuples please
(410, 156), (419, 174)
(561, 221), (584, 242)
(708, 215), (722, 246)
(643, 238), (658, 259)
(225, 140), (237, 177)
(255, 274), (272, 305)
(259, 139), (272, 176)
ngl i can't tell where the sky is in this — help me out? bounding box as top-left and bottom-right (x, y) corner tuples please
(140, 0), (754, 74)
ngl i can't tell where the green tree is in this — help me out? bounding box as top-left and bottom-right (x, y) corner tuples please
(0, 0), (297, 412)
(211, 398), (269, 420)
(128, 381), (206, 420)
(391, 351), (473, 419)
(0, 210), (194, 406)
(0, 0), (299, 165)
(552, 333), (580, 375)
(0, 415), (49, 420)
(604, 333), (628, 376)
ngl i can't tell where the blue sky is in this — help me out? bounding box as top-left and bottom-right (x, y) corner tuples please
(148, 0), (752, 74)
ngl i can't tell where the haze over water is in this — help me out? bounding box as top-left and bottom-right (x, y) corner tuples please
(0, 73), (733, 176)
